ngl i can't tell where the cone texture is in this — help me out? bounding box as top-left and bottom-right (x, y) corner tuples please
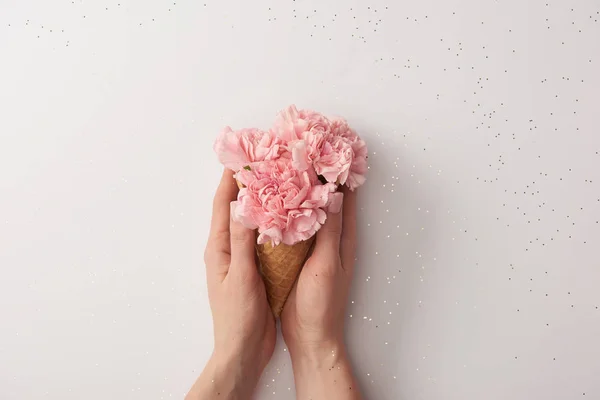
(256, 237), (315, 317)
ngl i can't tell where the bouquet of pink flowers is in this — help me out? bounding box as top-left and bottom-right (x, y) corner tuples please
(214, 105), (368, 316)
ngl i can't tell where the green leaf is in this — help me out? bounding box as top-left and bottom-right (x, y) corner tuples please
(243, 165), (251, 171)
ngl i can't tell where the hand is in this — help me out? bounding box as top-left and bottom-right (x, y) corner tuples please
(281, 188), (362, 399)
(186, 170), (276, 400)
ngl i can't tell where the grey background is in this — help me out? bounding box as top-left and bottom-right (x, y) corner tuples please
(1, 0), (599, 399)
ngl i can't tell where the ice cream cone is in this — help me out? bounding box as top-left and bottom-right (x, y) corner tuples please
(235, 178), (313, 317)
(256, 237), (315, 317)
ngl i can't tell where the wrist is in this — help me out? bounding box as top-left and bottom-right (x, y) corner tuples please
(288, 339), (361, 399)
(186, 352), (259, 400)
(211, 350), (261, 393)
(288, 337), (347, 374)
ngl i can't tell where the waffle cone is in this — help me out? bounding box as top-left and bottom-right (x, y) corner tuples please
(235, 179), (313, 317)
(256, 237), (314, 317)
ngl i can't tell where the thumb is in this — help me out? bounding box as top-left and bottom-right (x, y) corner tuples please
(229, 203), (259, 280)
(312, 192), (344, 258)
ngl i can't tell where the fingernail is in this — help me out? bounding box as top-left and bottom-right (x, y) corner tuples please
(328, 192), (344, 214)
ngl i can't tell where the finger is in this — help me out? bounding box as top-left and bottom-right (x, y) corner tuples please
(228, 203), (258, 279)
(340, 188), (357, 274)
(313, 192), (344, 259)
(206, 170), (238, 268)
(280, 278), (298, 319)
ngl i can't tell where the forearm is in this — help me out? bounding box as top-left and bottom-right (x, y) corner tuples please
(185, 353), (258, 400)
(289, 341), (362, 400)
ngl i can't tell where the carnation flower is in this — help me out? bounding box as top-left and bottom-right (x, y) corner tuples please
(214, 106), (367, 245)
(272, 105), (331, 172)
(313, 135), (353, 185)
(213, 127), (281, 171)
(231, 160), (338, 246)
(314, 117), (368, 190)
(272, 105), (330, 142)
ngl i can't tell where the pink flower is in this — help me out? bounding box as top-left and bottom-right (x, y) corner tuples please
(272, 105), (330, 142)
(231, 160), (338, 246)
(213, 127), (281, 171)
(272, 105), (331, 171)
(314, 118), (368, 190)
(345, 135), (368, 190)
(288, 131), (328, 171)
(314, 135), (353, 185)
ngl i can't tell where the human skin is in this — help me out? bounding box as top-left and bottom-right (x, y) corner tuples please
(185, 170), (361, 400)
(280, 184), (361, 400)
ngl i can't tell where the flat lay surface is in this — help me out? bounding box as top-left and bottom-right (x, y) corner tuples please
(1, 0), (599, 399)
